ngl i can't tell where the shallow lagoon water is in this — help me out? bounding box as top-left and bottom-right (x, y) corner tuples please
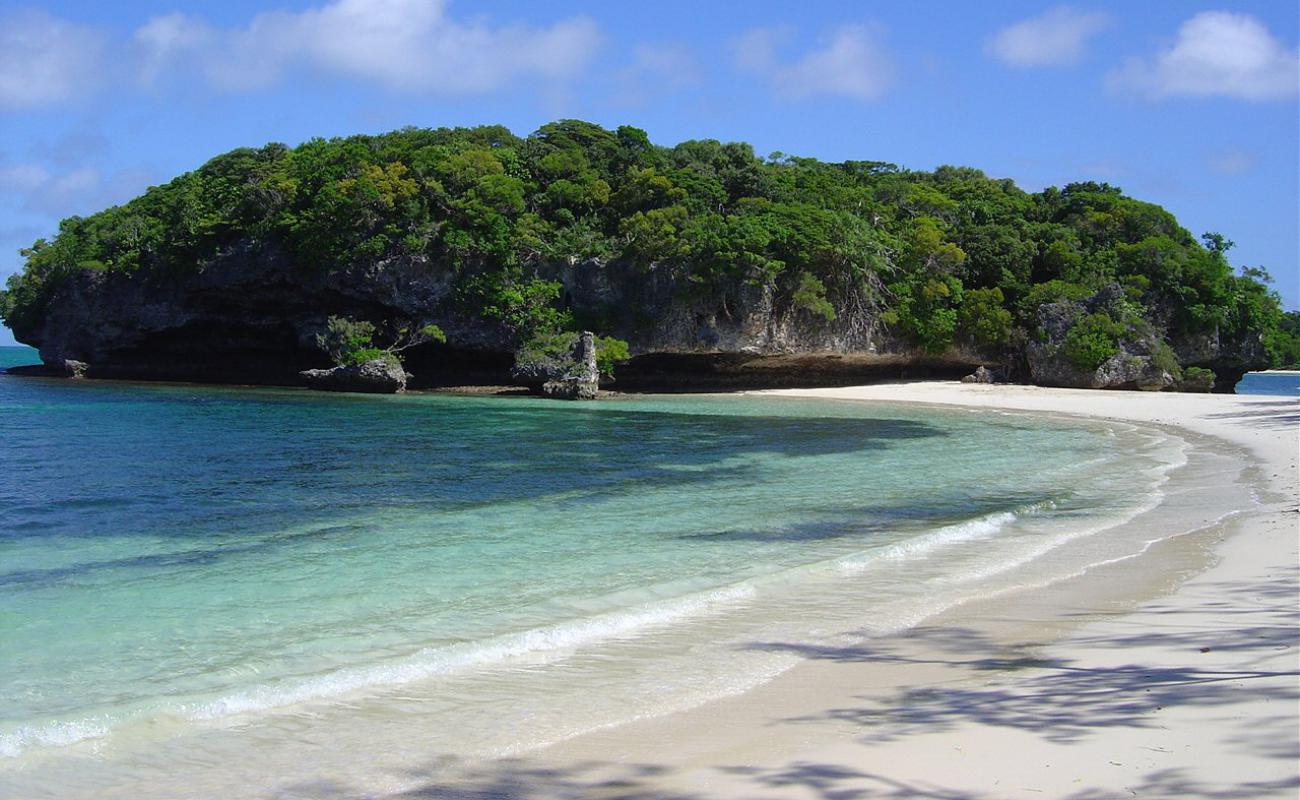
(0, 347), (1236, 797)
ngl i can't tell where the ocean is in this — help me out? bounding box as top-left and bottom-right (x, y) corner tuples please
(1236, 370), (1300, 397)
(0, 345), (1252, 797)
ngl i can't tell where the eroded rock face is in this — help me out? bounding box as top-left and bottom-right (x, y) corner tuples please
(1029, 345), (1175, 392)
(61, 359), (89, 379)
(300, 358), (408, 393)
(1026, 286), (1176, 391)
(1174, 370), (1215, 393)
(960, 366), (996, 384)
(8, 247), (1266, 392)
(541, 331), (599, 400)
(11, 245), (990, 390)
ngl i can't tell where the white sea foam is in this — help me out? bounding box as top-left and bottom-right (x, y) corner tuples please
(935, 489), (1168, 587)
(0, 584), (757, 759)
(834, 507), (1029, 575)
(184, 582), (756, 720)
(934, 434), (1189, 588)
(0, 718), (109, 759)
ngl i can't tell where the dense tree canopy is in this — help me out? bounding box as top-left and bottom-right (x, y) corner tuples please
(2, 120), (1295, 369)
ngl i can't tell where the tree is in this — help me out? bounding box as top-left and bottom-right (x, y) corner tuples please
(958, 287), (1012, 348)
(315, 316), (445, 367)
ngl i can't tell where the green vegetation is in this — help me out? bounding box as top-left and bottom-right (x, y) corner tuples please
(456, 268), (571, 344)
(1, 120), (1294, 377)
(515, 330), (631, 380)
(792, 272), (836, 321)
(1060, 312), (1125, 371)
(1266, 310), (1300, 369)
(315, 315), (445, 368)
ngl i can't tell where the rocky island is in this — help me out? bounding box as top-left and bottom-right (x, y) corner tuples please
(3, 120), (1295, 394)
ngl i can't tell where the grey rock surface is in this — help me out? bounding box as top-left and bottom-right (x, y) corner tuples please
(1174, 369), (1216, 393)
(8, 248), (1265, 391)
(300, 358), (408, 393)
(541, 331), (599, 400)
(61, 359), (89, 378)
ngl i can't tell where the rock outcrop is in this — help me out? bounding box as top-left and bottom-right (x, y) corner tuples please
(1022, 285), (1247, 391)
(540, 332), (600, 400)
(960, 366), (996, 384)
(8, 247), (990, 390)
(1173, 369), (1216, 393)
(60, 359), (89, 379)
(6, 249), (1265, 393)
(300, 358), (409, 393)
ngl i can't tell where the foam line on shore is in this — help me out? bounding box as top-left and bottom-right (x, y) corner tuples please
(184, 582), (756, 720)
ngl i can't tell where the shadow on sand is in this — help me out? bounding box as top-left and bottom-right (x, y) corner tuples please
(270, 569), (1298, 800)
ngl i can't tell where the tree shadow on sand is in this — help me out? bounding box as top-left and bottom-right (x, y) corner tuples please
(270, 572), (1298, 800)
(274, 753), (1300, 800)
(743, 571), (1298, 749)
(1202, 399), (1300, 430)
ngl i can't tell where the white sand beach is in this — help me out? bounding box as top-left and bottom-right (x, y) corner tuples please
(399, 383), (1298, 800)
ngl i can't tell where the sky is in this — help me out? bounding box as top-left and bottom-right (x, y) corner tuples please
(1, 0), (1297, 347)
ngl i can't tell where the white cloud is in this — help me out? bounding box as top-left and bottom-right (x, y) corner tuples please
(0, 164), (53, 193)
(134, 13), (217, 86)
(985, 6), (1110, 68)
(136, 0), (602, 94)
(612, 43), (699, 107)
(733, 27), (785, 75)
(1205, 149), (1254, 175)
(626, 44), (698, 90)
(734, 24), (894, 101)
(0, 162), (155, 216)
(31, 131), (113, 169)
(1077, 160), (1126, 180)
(1109, 11), (1299, 101)
(0, 9), (107, 109)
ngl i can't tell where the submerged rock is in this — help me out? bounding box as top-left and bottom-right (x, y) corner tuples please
(300, 358), (409, 393)
(541, 331), (599, 400)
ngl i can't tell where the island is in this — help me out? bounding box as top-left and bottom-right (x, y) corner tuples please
(3, 120), (1297, 394)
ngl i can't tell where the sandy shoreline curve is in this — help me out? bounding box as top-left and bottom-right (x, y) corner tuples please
(395, 382), (1298, 800)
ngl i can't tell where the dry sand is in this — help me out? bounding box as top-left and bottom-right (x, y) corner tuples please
(396, 384), (1298, 800)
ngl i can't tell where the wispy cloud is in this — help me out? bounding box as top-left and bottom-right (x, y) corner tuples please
(734, 24), (894, 102)
(0, 9), (107, 109)
(985, 6), (1110, 68)
(1108, 11), (1298, 102)
(136, 0), (602, 95)
(2, 0), (602, 108)
(0, 163), (156, 216)
(613, 43), (700, 107)
(1205, 149), (1254, 176)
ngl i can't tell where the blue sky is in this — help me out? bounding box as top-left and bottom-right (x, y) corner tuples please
(1, 0), (1297, 346)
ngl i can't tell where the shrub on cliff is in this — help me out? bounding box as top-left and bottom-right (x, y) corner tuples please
(515, 331), (629, 381)
(1061, 312), (1124, 371)
(959, 287), (1013, 349)
(1266, 311), (1300, 368)
(316, 316), (444, 369)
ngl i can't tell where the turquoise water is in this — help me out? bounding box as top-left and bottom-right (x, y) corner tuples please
(0, 346), (38, 368)
(1236, 371), (1300, 397)
(0, 345), (1198, 797)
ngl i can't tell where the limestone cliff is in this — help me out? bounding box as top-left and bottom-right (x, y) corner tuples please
(8, 244), (1259, 392)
